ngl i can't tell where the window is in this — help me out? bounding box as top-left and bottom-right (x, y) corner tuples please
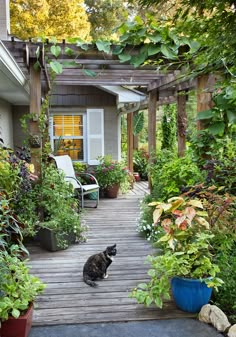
(51, 113), (85, 161)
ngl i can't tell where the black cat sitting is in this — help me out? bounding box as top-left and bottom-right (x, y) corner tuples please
(83, 244), (117, 287)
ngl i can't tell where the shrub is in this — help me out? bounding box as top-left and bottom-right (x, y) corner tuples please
(150, 151), (205, 201)
(133, 149), (149, 180)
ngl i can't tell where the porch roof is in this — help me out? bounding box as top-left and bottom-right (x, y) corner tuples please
(0, 41), (29, 104)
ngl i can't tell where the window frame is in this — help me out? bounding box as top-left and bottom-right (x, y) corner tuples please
(49, 109), (87, 162)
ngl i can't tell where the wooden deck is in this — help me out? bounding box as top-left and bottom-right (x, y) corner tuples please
(28, 182), (194, 326)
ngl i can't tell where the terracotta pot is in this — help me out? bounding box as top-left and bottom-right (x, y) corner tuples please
(106, 183), (120, 198)
(133, 172), (141, 182)
(1, 303), (33, 337)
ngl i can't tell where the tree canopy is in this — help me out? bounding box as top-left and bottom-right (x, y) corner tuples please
(85, 0), (129, 40)
(10, 0), (90, 40)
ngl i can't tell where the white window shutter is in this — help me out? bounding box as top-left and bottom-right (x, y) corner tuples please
(87, 109), (104, 165)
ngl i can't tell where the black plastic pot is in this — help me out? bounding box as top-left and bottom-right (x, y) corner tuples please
(38, 228), (76, 252)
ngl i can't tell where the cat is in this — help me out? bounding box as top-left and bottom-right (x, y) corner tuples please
(83, 244), (117, 287)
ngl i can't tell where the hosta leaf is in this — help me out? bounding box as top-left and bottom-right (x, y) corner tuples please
(208, 122), (225, 135)
(49, 61), (63, 74)
(161, 44), (178, 60)
(133, 111), (144, 135)
(50, 45), (61, 58)
(197, 109), (214, 120)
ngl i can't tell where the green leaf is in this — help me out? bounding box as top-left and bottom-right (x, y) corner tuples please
(33, 60), (41, 71)
(118, 53), (131, 63)
(138, 283), (148, 290)
(227, 110), (236, 124)
(49, 61), (63, 74)
(148, 33), (162, 43)
(112, 45), (124, 55)
(155, 297), (163, 308)
(208, 122), (225, 135)
(50, 45), (61, 58)
(131, 53), (147, 67)
(148, 45), (161, 56)
(96, 41), (111, 54)
(12, 308), (20, 318)
(82, 69), (97, 77)
(76, 41), (90, 51)
(61, 61), (77, 67)
(65, 47), (75, 56)
(35, 46), (40, 59)
(133, 111), (144, 135)
(145, 296), (153, 306)
(160, 44), (178, 60)
(197, 110), (214, 120)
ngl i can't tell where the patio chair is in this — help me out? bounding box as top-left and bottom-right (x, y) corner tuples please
(53, 155), (99, 209)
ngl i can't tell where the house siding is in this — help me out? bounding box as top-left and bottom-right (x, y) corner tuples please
(104, 106), (119, 160)
(50, 85), (120, 161)
(0, 98), (13, 147)
(0, 0), (10, 40)
(50, 85), (116, 106)
(12, 106), (29, 149)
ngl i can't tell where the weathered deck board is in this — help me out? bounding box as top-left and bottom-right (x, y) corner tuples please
(27, 182), (194, 326)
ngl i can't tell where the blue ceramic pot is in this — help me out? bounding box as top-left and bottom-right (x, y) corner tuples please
(171, 276), (213, 313)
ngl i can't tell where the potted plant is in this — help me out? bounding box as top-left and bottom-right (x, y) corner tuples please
(94, 156), (130, 198)
(130, 196), (223, 313)
(0, 248), (45, 337)
(36, 164), (87, 251)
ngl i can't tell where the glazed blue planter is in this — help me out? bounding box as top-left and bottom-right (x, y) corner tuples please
(171, 276), (213, 313)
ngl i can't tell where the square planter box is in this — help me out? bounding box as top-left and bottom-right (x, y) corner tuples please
(38, 228), (76, 252)
(1, 303), (33, 337)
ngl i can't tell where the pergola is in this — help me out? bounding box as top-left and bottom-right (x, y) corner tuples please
(3, 40), (216, 175)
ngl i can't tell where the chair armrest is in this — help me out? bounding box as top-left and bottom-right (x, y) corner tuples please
(76, 172), (99, 186)
(65, 175), (83, 188)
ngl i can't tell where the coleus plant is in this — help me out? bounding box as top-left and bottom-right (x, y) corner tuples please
(130, 196), (223, 308)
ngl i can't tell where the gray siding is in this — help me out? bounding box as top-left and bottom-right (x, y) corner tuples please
(0, 0), (10, 40)
(104, 106), (119, 160)
(50, 85), (116, 107)
(12, 105), (29, 149)
(0, 98), (13, 147)
(50, 85), (120, 161)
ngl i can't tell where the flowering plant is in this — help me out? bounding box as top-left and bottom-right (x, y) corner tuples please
(94, 156), (130, 189)
(131, 195), (223, 308)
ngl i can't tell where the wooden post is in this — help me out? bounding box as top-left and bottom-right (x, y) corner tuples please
(177, 91), (187, 157)
(127, 112), (134, 173)
(29, 60), (42, 177)
(148, 89), (157, 157)
(133, 111), (139, 150)
(197, 74), (215, 130)
(148, 89), (157, 190)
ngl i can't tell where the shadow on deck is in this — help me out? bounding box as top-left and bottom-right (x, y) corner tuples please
(28, 182), (194, 326)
